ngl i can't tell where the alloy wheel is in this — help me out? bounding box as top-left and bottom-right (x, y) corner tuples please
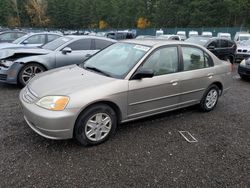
(84, 113), (112, 142)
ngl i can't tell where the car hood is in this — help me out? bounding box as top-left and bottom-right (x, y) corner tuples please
(0, 48), (52, 60)
(28, 65), (118, 97)
(0, 42), (22, 50)
(237, 44), (250, 50)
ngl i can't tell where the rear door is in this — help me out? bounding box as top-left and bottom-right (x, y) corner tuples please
(55, 38), (93, 67)
(128, 46), (183, 119)
(178, 45), (215, 106)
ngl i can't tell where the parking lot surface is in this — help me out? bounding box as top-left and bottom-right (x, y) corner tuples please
(0, 66), (250, 187)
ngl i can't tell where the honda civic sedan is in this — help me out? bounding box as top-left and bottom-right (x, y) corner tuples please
(20, 40), (232, 146)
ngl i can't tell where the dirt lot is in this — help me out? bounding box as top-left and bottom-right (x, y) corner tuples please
(0, 67), (250, 188)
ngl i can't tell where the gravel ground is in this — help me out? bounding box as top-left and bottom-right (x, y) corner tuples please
(0, 66), (250, 188)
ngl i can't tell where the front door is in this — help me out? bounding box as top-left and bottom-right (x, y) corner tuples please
(128, 46), (182, 119)
(55, 39), (98, 67)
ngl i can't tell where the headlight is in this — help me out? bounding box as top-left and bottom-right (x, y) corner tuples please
(240, 59), (246, 67)
(36, 96), (70, 111)
(0, 60), (14, 67)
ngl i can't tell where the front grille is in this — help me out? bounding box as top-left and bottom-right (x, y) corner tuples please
(23, 87), (38, 104)
(0, 74), (7, 81)
(238, 49), (242, 52)
(243, 50), (248, 53)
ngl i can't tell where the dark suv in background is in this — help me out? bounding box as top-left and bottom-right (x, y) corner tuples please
(186, 36), (237, 63)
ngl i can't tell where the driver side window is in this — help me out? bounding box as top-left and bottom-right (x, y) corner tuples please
(141, 47), (179, 76)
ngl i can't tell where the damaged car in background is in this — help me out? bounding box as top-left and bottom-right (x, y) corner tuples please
(0, 36), (116, 86)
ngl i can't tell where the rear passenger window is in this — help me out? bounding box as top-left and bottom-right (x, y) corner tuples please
(142, 47), (179, 76)
(66, 39), (91, 50)
(95, 39), (113, 50)
(182, 47), (211, 71)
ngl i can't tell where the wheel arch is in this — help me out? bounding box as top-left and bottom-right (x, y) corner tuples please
(20, 61), (48, 71)
(210, 81), (223, 96)
(74, 100), (123, 126)
(17, 61), (48, 85)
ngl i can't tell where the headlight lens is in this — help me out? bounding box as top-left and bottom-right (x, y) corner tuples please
(240, 59), (246, 66)
(0, 60), (14, 67)
(36, 96), (70, 111)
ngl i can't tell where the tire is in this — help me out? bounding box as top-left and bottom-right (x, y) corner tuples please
(200, 85), (219, 112)
(239, 74), (248, 80)
(74, 104), (117, 146)
(18, 63), (45, 86)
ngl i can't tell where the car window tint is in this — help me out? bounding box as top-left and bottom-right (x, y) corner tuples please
(94, 39), (113, 50)
(142, 47), (179, 76)
(228, 41), (235, 47)
(182, 47), (210, 71)
(66, 39), (91, 50)
(220, 40), (228, 48)
(16, 33), (26, 38)
(208, 41), (217, 48)
(26, 34), (46, 44)
(0, 33), (16, 40)
(48, 34), (60, 42)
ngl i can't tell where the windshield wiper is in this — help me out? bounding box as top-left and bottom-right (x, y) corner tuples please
(84, 66), (111, 77)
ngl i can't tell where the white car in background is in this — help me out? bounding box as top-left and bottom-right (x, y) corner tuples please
(217, 32), (231, 40)
(201, 31), (213, 38)
(234, 32), (250, 44)
(176, 31), (187, 40)
(188, 31), (198, 38)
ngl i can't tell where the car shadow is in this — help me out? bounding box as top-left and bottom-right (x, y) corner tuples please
(0, 83), (22, 90)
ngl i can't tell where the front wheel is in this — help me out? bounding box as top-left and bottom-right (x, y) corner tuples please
(74, 104), (117, 146)
(200, 85), (219, 112)
(18, 63), (45, 86)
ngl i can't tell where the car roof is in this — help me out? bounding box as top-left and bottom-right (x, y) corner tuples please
(121, 39), (197, 47)
(65, 35), (117, 42)
(0, 30), (27, 34)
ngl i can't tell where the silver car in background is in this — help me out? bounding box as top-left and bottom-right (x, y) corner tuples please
(20, 40), (232, 146)
(0, 36), (115, 86)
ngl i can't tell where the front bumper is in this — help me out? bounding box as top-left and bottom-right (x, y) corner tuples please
(0, 63), (22, 84)
(19, 89), (79, 140)
(235, 53), (250, 62)
(238, 65), (250, 77)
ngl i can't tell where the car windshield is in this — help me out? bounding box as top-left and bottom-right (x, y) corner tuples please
(42, 37), (72, 50)
(82, 42), (150, 79)
(12, 34), (29, 44)
(239, 36), (250, 41)
(186, 37), (209, 46)
(243, 39), (250, 46)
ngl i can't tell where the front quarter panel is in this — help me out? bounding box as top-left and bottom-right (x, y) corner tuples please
(67, 79), (129, 122)
(14, 53), (56, 70)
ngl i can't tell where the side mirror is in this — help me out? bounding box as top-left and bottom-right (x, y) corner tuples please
(131, 68), (154, 80)
(207, 45), (215, 50)
(85, 54), (92, 59)
(62, 47), (72, 54)
(22, 40), (28, 45)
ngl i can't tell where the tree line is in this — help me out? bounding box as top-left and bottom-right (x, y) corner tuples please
(0, 0), (249, 29)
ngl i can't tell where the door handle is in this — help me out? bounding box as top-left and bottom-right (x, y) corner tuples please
(170, 79), (179, 86)
(207, 73), (214, 79)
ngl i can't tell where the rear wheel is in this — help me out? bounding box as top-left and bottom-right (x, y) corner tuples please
(18, 63), (45, 86)
(200, 85), (219, 112)
(74, 104), (117, 146)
